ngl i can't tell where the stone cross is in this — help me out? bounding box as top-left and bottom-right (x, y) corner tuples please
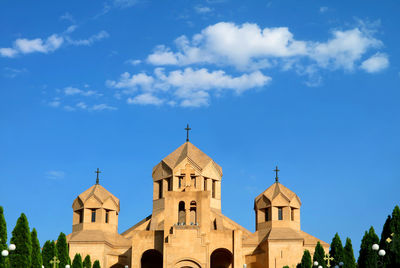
(181, 163), (195, 187)
(95, 168), (101, 184)
(324, 253), (334, 268)
(185, 124), (191, 142)
(50, 256), (60, 268)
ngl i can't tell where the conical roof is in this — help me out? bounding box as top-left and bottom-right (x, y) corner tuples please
(77, 184), (119, 207)
(156, 141), (222, 174)
(255, 182), (301, 205)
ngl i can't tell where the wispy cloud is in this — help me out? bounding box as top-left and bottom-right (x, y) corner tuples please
(0, 34), (64, 58)
(360, 53), (389, 73)
(126, 59), (142, 65)
(107, 67), (271, 107)
(319, 7), (329, 13)
(3, 67), (28, 78)
(194, 6), (213, 14)
(66, 31), (109, 46)
(64, 86), (102, 97)
(46, 170), (66, 180)
(60, 12), (76, 23)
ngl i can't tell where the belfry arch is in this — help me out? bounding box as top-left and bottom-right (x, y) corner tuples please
(175, 259), (201, 268)
(141, 249), (163, 268)
(210, 248), (233, 268)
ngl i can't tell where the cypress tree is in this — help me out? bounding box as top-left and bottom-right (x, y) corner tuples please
(330, 233), (344, 266)
(83, 255), (91, 268)
(9, 213), (32, 268)
(313, 242), (326, 268)
(92, 260), (101, 268)
(300, 250), (312, 268)
(42, 240), (57, 268)
(343, 238), (356, 268)
(0, 206), (7, 268)
(30, 228), (42, 268)
(358, 227), (379, 268)
(56, 232), (70, 267)
(72, 253), (83, 268)
(391, 232), (400, 267)
(391, 205), (400, 235)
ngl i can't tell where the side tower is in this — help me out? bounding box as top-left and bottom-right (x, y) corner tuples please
(67, 173), (131, 268)
(244, 168), (329, 268)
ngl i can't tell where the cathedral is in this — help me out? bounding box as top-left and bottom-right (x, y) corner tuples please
(67, 138), (329, 268)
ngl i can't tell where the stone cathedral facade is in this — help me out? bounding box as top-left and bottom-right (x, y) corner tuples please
(67, 141), (329, 268)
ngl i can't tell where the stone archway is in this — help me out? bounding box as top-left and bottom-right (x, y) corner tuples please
(141, 249), (163, 268)
(175, 259), (201, 268)
(210, 248), (233, 268)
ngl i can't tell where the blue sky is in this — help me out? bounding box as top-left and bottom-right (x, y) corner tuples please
(1, 0), (399, 258)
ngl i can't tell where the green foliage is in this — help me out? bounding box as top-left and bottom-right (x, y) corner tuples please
(343, 238), (356, 268)
(357, 226), (379, 268)
(378, 205), (400, 267)
(92, 260), (101, 268)
(42, 240), (57, 268)
(330, 233), (344, 266)
(83, 255), (91, 268)
(10, 213), (32, 268)
(57, 232), (70, 267)
(72, 253), (83, 268)
(313, 242), (326, 268)
(300, 250), (312, 268)
(30, 228), (42, 268)
(283, 266), (290, 268)
(389, 232), (400, 267)
(0, 206), (7, 268)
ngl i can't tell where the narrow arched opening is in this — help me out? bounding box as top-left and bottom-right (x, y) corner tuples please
(178, 201), (186, 225)
(141, 249), (162, 268)
(190, 201), (197, 225)
(210, 248), (233, 268)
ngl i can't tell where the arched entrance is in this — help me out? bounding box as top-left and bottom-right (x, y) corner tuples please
(175, 259), (201, 268)
(141, 249), (163, 268)
(210, 248), (233, 268)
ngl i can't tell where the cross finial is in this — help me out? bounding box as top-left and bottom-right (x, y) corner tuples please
(274, 166), (280, 182)
(50, 256), (60, 268)
(95, 168), (101, 184)
(185, 124), (191, 142)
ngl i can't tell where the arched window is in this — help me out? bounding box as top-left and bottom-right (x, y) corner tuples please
(210, 248), (233, 268)
(178, 201), (186, 225)
(190, 201), (197, 224)
(141, 249), (162, 268)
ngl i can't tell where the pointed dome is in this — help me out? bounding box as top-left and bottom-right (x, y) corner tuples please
(73, 184), (120, 211)
(255, 182), (301, 207)
(153, 141), (222, 175)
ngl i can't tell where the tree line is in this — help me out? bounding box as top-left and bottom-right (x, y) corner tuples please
(0, 206), (100, 268)
(291, 205), (400, 268)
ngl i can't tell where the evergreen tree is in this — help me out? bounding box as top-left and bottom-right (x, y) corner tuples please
(83, 255), (91, 268)
(300, 250), (312, 268)
(0, 206), (7, 268)
(42, 240), (57, 268)
(283, 266), (290, 268)
(379, 205), (400, 267)
(92, 260), (101, 268)
(9, 213), (32, 268)
(72, 253), (83, 268)
(391, 205), (400, 235)
(391, 232), (400, 267)
(57, 232), (70, 267)
(30, 228), (42, 268)
(330, 233), (344, 267)
(343, 238), (356, 268)
(313, 242), (326, 268)
(357, 227), (379, 268)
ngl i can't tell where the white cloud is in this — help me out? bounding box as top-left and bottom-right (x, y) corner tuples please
(195, 6), (213, 14)
(48, 100), (61, 107)
(146, 21), (385, 73)
(46, 170), (65, 180)
(319, 7), (329, 13)
(76, 102), (88, 109)
(113, 0), (138, 8)
(64, 86), (99, 96)
(127, 93), (164, 106)
(360, 53), (389, 73)
(66, 31), (109, 46)
(60, 12), (75, 23)
(126, 59), (141, 65)
(0, 34), (64, 58)
(91, 104), (117, 111)
(108, 67), (271, 107)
